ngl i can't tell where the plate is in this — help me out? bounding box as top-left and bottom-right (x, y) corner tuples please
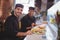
(31, 24), (46, 35)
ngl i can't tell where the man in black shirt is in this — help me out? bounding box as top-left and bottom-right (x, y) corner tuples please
(20, 7), (36, 40)
(4, 4), (32, 40)
(21, 7), (36, 32)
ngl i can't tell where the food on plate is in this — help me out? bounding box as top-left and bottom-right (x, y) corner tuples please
(31, 25), (46, 35)
(38, 25), (46, 29)
(42, 21), (48, 24)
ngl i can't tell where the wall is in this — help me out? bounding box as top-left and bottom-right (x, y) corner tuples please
(0, 0), (14, 32)
(0, 0), (14, 22)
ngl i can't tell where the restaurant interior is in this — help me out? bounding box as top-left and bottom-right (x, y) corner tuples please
(0, 0), (60, 40)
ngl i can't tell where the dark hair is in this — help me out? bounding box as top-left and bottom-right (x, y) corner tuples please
(15, 4), (24, 9)
(11, 10), (14, 15)
(29, 7), (35, 10)
(57, 11), (60, 16)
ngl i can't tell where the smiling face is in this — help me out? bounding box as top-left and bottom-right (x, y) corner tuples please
(14, 7), (23, 17)
(28, 10), (35, 17)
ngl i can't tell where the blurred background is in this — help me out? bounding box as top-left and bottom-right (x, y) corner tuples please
(0, 0), (60, 40)
(0, 0), (60, 22)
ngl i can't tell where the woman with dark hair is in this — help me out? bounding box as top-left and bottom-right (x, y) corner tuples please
(56, 11), (60, 27)
(56, 11), (60, 40)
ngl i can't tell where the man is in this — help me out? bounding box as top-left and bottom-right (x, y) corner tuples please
(4, 4), (32, 40)
(20, 7), (36, 34)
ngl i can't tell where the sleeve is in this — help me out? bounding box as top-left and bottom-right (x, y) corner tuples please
(33, 17), (36, 23)
(20, 17), (27, 32)
(4, 17), (18, 37)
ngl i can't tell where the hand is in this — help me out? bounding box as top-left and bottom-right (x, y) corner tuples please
(16, 30), (32, 37)
(26, 27), (31, 30)
(31, 23), (36, 27)
(25, 30), (32, 35)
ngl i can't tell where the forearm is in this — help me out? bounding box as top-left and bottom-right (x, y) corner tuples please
(16, 30), (32, 37)
(16, 32), (26, 37)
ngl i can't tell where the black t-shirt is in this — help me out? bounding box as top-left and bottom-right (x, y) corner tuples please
(20, 14), (36, 32)
(4, 15), (19, 38)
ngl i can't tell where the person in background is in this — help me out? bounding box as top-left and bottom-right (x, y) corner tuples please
(4, 4), (32, 40)
(56, 11), (60, 40)
(11, 10), (14, 15)
(20, 7), (36, 40)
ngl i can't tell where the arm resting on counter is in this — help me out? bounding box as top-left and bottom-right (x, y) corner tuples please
(16, 30), (32, 37)
(16, 32), (26, 37)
